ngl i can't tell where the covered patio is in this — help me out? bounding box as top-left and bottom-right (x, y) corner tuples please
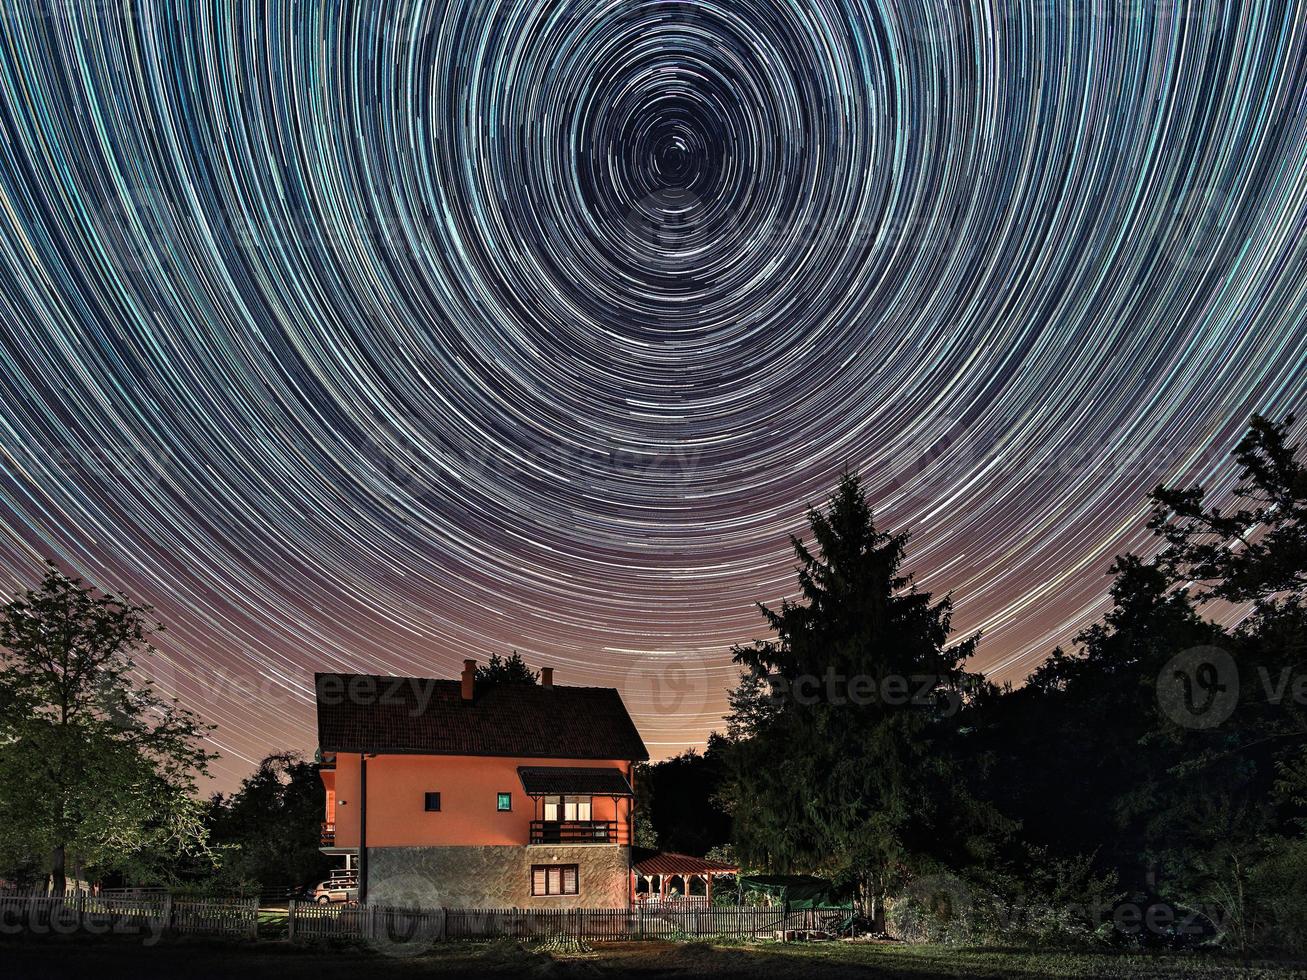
(631, 851), (738, 905)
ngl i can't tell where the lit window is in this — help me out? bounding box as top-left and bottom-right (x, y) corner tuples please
(497, 792), (512, 811)
(531, 864), (579, 896)
(542, 795), (591, 821)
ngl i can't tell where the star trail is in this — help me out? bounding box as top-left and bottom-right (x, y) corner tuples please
(0, 1), (1305, 788)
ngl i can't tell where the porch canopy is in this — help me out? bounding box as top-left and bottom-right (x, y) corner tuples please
(633, 850), (738, 903)
(517, 766), (634, 797)
(518, 766), (634, 844)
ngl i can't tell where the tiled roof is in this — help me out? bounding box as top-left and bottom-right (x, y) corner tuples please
(517, 766), (634, 797)
(633, 850), (738, 875)
(314, 673), (649, 761)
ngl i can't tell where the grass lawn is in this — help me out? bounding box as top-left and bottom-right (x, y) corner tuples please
(5, 935), (1307, 979)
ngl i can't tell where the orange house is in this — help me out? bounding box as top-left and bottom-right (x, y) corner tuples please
(315, 662), (648, 908)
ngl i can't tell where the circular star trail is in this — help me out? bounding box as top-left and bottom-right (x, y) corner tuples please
(0, 1), (1305, 786)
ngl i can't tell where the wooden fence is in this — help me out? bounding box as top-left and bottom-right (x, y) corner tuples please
(0, 890), (258, 939)
(170, 898), (260, 938)
(286, 901), (848, 943)
(2, 888), (844, 946)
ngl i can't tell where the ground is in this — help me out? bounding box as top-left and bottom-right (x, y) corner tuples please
(5, 937), (1307, 979)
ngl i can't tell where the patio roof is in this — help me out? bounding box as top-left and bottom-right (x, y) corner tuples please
(517, 765), (634, 797)
(633, 850), (738, 876)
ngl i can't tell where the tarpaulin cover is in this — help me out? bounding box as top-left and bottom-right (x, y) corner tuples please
(736, 874), (850, 909)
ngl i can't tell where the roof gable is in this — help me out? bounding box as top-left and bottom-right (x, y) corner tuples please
(314, 672), (649, 761)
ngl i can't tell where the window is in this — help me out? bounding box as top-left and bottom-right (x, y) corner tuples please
(542, 795), (591, 821)
(531, 864), (579, 896)
(497, 792), (512, 812)
(424, 792), (441, 812)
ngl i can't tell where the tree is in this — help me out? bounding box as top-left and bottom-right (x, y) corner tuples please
(637, 743), (733, 856)
(723, 473), (998, 925)
(207, 752), (331, 891)
(1150, 413), (1307, 602)
(1147, 416), (1307, 949)
(963, 415), (1307, 951)
(0, 564), (213, 892)
(475, 651), (539, 685)
(969, 555), (1222, 881)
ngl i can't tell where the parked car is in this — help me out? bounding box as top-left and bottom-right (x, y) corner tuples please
(309, 878), (358, 904)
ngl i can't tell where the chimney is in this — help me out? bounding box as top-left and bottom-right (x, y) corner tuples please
(461, 659), (476, 701)
(541, 666), (553, 689)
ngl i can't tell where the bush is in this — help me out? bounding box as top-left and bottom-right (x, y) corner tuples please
(1247, 837), (1307, 955)
(887, 855), (1122, 949)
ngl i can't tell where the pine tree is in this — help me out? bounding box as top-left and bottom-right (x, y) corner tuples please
(722, 474), (995, 924)
(475, 651), (539, 685)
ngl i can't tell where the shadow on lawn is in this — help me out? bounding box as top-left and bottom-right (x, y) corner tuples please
(5, 935), (1307, 980)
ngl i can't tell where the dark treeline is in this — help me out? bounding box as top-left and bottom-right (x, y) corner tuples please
(3, 415), (1303, 954)
(639, 415), (1306, 954)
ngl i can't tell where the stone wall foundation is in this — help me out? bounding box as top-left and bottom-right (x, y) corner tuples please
(366, 845), (630, 908)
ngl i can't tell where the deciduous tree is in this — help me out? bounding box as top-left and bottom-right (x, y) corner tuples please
(0, 565), (213, 892)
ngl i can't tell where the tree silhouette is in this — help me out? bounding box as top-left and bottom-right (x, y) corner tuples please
(1151, 414), (1307, 602)
(475, 650), (539, 685)
(723, 473), (998, 925)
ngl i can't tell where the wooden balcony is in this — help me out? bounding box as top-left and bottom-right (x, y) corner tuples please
(529, 819), (617, 844)
(321, 821), (335, 846)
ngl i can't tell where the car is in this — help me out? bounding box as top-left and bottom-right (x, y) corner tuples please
(310, 877), (358, 904)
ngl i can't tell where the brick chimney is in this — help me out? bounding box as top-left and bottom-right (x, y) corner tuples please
(540, 666), (553, 689)
(461, 659), (476, 701)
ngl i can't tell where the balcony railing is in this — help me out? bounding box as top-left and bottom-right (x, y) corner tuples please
(529, 819), (617, 844)
(321, 821), (335, 846)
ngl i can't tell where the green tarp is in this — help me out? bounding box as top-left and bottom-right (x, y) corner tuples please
(736, 874), (851, 909)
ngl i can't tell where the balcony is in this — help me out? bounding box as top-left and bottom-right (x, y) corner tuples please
(529, 819), (617, 845)
(321, 821), (335, 846)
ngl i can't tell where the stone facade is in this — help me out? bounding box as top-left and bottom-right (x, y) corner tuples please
(366, 845), (631, 908)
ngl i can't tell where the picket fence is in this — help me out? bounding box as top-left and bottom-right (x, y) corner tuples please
(286, 900), (847, 943)
(0, 890), (258, 939)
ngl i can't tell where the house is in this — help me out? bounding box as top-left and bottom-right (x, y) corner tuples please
(314, 661), (650, 908)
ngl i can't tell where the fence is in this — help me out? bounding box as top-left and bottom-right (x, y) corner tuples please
(286, 901), (848, 943)
(170, 898), (260, 938)
(2, 888), (845, 945)
(0, 890), (258, 939)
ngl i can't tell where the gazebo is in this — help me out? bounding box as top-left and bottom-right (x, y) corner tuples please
(632, 850), (738, 905)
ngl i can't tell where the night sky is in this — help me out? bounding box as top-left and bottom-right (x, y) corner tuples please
(1, 1), (1305, 790)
